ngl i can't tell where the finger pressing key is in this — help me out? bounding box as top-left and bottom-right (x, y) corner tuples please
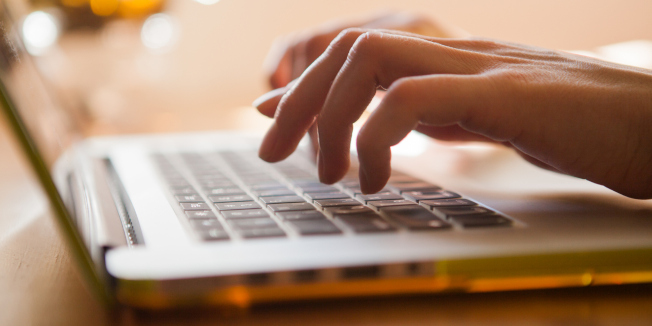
(258, 28), (371, 163)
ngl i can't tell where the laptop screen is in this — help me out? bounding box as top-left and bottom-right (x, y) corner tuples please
(0, 2), (82, 168)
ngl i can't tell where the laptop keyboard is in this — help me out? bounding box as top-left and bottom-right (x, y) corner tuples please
(151, 151), (513, 242)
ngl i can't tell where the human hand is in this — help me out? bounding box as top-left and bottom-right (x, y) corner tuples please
(254, 29), (652, 199)
(256, 12), (468, 155)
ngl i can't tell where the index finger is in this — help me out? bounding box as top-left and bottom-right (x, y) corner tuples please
(258, 28), (369, 162)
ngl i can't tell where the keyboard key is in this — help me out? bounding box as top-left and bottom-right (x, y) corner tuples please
(388, 182), (441, 193)
(283, 174), (315, 180)
(227, 218), (279, 230)
(250, 182), (286, 191)
(238, 228), (286, 239)
(172, 187), (198, 195)
(198, 229), (230, 241)
(190, 219), (223, 230)
(209, 195), (253, 203)
(338, 214), (397, 233)
(420, 198), (477, 208)
(222, 209), (270, 219)
(367, 199), (414, 210)
(380, 204), (433, 218)
(304, 192), (350, 201)
(296, 185), (339, 194)
(339, 180), (360, 188)
(254, 188), (295, 197)
(431, 206), (493, 219)
(185, 210), (216, 219)
(450, 214), (512, 228)
(206, 187), (246, 195)
(180, 202), (210, 210)
(268, 202), (316, 212)
(288, 220), (342, 235)
(356, 193), (403, 204)
(215, 201), (261, 211)
(276, 210), (327, 221)
(325, 205), (374, 216)
(381, 205), (451, 231)
(391, 216), (450, 230)
(314, 198), (360, 208)
(291, 180), (323, 186)
(345, 187), (392, 195)
(402, 190), (460, 202)
(175, 194), (204, 203)
(259, 195), (306, 205)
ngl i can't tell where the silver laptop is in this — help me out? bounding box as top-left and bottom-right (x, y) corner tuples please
(2, 4), (652, 309)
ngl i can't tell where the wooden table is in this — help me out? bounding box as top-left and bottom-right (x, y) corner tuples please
(2, 1), (652, 324)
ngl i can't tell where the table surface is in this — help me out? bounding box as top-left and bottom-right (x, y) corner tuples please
(3, 1), (652, 324)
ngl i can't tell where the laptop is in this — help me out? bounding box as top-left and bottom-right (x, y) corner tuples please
(1, 4), (652, 310)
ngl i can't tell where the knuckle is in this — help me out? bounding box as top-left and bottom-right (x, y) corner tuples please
(499, 69), (532, 84)
(384, 77), (420, 106)
(350, 31), (381, 56)
(341, 31), (383, 70)
(333, 28), (365, 46)
(326, 28), (366, 57)
(468, 37), (502, 50)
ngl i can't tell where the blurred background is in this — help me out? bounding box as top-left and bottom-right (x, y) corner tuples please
(13, 0), (652, 135)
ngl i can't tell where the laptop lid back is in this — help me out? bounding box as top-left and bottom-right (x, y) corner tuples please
(0, 3), (111, 304)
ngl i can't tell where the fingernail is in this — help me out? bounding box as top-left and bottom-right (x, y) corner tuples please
(252, 87), (287, 108)
(359, 165), (370, 194)
(259, 123), (280, 161)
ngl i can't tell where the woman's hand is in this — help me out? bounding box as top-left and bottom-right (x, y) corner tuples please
(257, 12), (467, 156)
(255, 27), (652, 199)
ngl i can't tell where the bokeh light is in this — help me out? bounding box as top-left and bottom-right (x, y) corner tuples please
(90, 0), (119, 16)
(140, 13), (179, 53)
(22, 11), (60, 56)
(194, 0), (220, 5)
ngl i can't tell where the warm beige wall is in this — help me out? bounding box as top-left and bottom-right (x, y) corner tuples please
(170, 0), (652, 108)
(64, 0), (652, 133)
